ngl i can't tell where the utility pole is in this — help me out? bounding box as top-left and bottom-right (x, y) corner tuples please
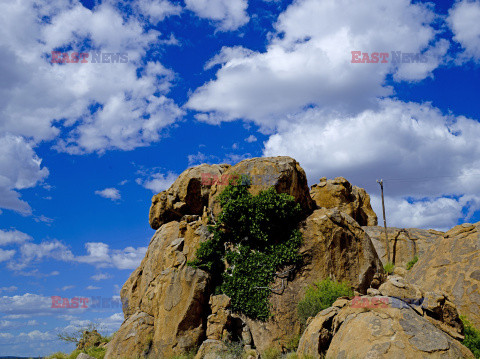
(377, 179), (390, 263)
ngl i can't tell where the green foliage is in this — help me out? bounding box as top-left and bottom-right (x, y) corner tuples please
(383, 262), (395, 274)
(297, 278), (353, 325)
(284, 334), (302, 352)
(406, 255), (419, 270)
(461, 316), (480, 358)
(262, 347), (282, 359)
(189, 178), (303, 320)
(46, 347), (106, 359)
(169, 347), (198, 359)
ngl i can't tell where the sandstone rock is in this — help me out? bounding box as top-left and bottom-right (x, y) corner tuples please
(149, 163), (230, 229)
(378, 275), (423, 302)
(407, 222), (480, 328)
(104, 311), (154, 359)
(297, 307), (339, 357)
(297, 295), (474, 359)
(310, 177), (377, 226)
(240, 208), (383, 353)
(105, 217), (212, 359)
(77, 354), (97, 359)
(194, 339), (229, 359)
(363, 226), (443, 266)
(208, 156), (315, 217)
(76, 329), (102, 350)
(207, 295), (232, 341)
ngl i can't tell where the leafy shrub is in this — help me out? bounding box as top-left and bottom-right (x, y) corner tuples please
(262, 347), (282, 359)
(189, 178), (303, 320)
(383, 262), (395, 274)
(461, 316), (480, 358)
(284, 334), (302, 352)
(297, 278), (353, 325)
(406, 255), (419, 270)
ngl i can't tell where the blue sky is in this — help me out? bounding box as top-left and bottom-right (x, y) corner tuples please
(0, 0), (480, 356)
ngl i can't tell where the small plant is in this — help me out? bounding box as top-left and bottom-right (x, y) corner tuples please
(190, 178), (303, 320)
(297, 278), (353, 326)
(383, 262), (395, 274)
(461, 316), (480, 358)
(406, 255), (419, 270)
(284, 334), (302, 352)
(262, 346), (282, 359)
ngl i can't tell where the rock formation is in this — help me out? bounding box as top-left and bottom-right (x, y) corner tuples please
(208, 156), (316, 217)
(238, 207), (383, 353)
(297, 274), (474, 358)
(105, 217), (213, 358)
(407, 222), (480, 329)
(106, 156), (479, 359)
(107, 157), (385, 358)
(310, 176), (377, 226)
(149, 163), (230, 229)
(364, 226), (443, 267)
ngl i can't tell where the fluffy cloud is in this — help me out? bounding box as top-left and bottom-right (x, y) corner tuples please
(185, 0), (249, 31)
(263, 99), (480, 229)
(136, 171), (178, 192)
(0, 0), (184, 154)
(136, 0), (182, 24)
(5, 238), (145, 271)
(448, 0), (480, 62)
(0, 229), (32, 246)
(0, 294), (59, 316)
(0, 249), (16, 262)
(0, 135), (49, 214)
(95, 188), (121, 201)
(188, 0), (447, 126)
(91, 273), (112, 281)
(76, 242), (147, 269)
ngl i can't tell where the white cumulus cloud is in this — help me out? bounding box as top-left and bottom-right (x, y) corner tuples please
(185, 0), (249, 31)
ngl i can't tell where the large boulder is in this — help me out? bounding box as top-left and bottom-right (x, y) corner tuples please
(310, 177), (377, 226)
(105, 216), (212, 359)
(364, 226), (443, 267)
(238, 208), (383, 353)
(297, 292), (474, 358)
(149, 164), (230, 229)
(407, 222), (480, 328)
(208, 156), (316, 217)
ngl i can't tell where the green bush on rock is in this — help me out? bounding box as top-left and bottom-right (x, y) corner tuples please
(297, 278), (353, 325)
(461, 316), (480, 358)
(189, 176), (303, 320)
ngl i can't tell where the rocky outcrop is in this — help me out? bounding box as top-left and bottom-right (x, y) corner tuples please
(208, 156), (316, 217)
(109, 157), (386, 358)
(364, 225), (443, 267)
(149, 164), (230, 229)
(105, 217), (213, 359)
(310, 177), (377, 226)
(297, 277), (474, 358)
(407, 222), (480, 328)
(238, 208), (383, 353)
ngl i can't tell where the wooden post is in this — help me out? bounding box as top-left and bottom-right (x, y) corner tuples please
(377, 179), (390, 263)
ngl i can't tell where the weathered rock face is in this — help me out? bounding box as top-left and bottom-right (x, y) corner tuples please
(310, 177), (377, 226)
(364, 225), (443, 267)
(239, 208), (383, 353)
(297, 290), (474, 358)
(149, 164), (230, 229)
(407, 222), (480, 329)
(208, 156), (316, 217)
(105, 217), (213, 359)
(110, 157), (388, 358)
